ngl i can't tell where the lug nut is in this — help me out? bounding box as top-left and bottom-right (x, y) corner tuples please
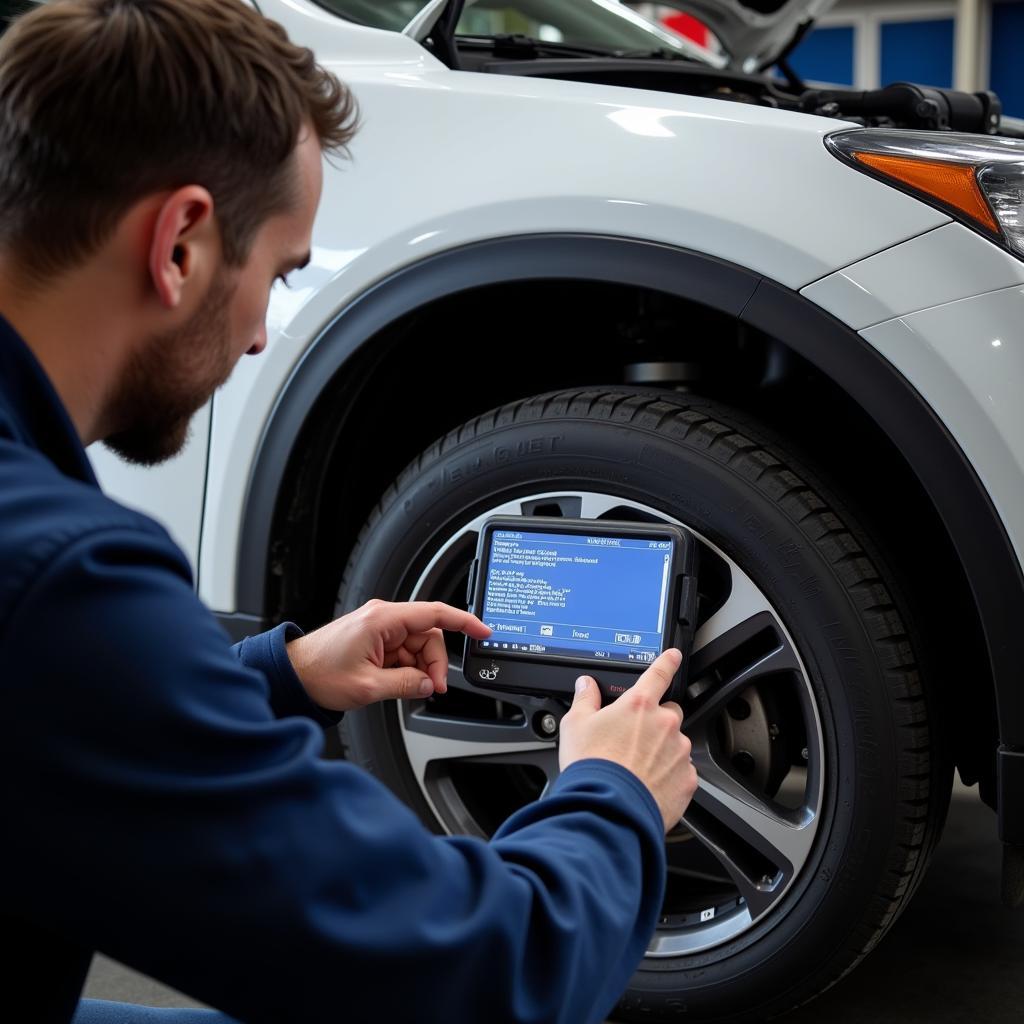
(540, 713), (558, 736)
(801, 746), (809, 761)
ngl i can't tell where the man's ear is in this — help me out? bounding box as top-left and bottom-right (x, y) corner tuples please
(148, 186), (217, 309)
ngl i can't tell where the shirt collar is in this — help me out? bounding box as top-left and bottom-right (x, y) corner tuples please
(0, 313), (99, 487)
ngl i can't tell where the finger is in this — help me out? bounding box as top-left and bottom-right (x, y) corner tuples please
(417, 627), (449, 693)
(394, 646), (416, 668)
(376, 667), (437, 701)
(390, 628), (449, 694)
(568, 675), (600, 716)
(632, 648), (683, 701)
(379, 601), (492, 640)
(661, 699), (685, 726)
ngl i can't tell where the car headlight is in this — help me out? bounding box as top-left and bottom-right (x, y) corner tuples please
(827, 128), (1024, 259)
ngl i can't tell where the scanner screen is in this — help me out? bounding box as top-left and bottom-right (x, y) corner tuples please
(478, 527), (674, 667)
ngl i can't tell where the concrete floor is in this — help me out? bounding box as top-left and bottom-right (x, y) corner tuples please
(83, 783), (1023, 1021)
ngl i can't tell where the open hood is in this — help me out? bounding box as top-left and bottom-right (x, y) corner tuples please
(647, 0), (839, 72)
(404, 0), (837, 75)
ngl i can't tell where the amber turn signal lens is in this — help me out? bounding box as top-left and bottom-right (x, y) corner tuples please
(853, 151), (1000, 235)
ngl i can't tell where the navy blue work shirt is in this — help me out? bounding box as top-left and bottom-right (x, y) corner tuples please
(0, 314), (666, 1024)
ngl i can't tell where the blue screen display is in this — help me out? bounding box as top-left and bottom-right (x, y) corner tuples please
(479, 528), (673, 667)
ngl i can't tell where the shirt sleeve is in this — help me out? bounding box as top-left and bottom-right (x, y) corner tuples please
(2, 526), (666, 1024)
(231, 622), (344, 729)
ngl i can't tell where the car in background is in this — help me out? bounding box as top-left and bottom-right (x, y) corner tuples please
(8, 0), (1024, 1019)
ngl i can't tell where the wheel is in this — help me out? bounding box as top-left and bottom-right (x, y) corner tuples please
(336, 387), (950, 1021)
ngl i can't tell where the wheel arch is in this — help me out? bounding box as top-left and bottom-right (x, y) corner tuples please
(231, 234), (1024, 833)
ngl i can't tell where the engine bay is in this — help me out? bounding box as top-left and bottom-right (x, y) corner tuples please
(456, 33), (1015, 137)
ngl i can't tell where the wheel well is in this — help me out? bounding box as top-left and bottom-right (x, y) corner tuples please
(263, 277), (995, 797)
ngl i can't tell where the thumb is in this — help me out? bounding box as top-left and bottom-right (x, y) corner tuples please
(569, 675), (600, 715)
(378, 667), (436, 701)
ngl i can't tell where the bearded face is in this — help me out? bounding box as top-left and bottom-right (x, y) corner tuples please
(103, 267), (238, 466)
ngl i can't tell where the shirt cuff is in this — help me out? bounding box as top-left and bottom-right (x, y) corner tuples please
(234, 621), (344, 729)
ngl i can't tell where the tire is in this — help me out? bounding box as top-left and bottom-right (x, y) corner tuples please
(336, 387), (951, 1022)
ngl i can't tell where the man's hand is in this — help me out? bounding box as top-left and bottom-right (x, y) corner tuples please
(558, 648), (698, 833)
(286, 599), (492, 712)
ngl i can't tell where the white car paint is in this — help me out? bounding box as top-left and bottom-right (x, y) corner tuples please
(801, 222), (1024, 330)
(86, 0), (1024, 618)
(860, 283), (1024, 567)
(198, 1), (955, 610)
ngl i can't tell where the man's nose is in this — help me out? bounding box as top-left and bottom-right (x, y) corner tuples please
(247, 323), (268, 356)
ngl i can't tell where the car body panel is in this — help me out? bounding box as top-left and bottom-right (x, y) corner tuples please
(801, 222), (1024, 331)
(195, 1), (956, 608)
(860, 282), (1024, 584)
(262, 0), (447, 67)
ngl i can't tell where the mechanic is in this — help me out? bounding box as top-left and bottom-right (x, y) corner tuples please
(0, 2), (698, 1023)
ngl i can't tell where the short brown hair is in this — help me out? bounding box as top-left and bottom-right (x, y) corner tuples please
(0, 0), (357, 281)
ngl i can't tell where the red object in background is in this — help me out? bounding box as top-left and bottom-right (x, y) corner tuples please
(663, 12), (711, 48)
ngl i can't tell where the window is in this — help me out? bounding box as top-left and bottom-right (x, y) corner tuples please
(314, 0), (708, 57)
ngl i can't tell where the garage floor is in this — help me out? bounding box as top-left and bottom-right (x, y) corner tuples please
(82, 782), (1023, 1022)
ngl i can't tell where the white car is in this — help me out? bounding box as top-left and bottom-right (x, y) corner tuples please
(86, 1), (1024, 1019)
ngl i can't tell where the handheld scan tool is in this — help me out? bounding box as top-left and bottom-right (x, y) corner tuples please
(462, 516), (699, 705)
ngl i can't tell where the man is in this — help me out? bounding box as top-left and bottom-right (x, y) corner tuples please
(0, 2), (698, 1022)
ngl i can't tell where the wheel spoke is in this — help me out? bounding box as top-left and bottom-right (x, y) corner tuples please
(681, 813), (778, 920)
(461, 493), (590, 535)
(694, 752), (815, 867)
(402, 669), (557, 782)
(683, 750), (815, 919)
(577, 492), (629, 519)
(528, 746), (562, 793)
(694, 567), (776, 654)
(683, 612), (799, 734)
(665, 864), (733, 886)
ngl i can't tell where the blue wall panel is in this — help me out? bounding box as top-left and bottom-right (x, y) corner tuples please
(788, 25), (855, 86)
(991, 1), (1024, 117)
(880, 18), (955, 89)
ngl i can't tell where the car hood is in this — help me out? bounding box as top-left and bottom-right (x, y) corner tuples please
(651, 1), (838, 71)
(406, 0), (837, 74)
